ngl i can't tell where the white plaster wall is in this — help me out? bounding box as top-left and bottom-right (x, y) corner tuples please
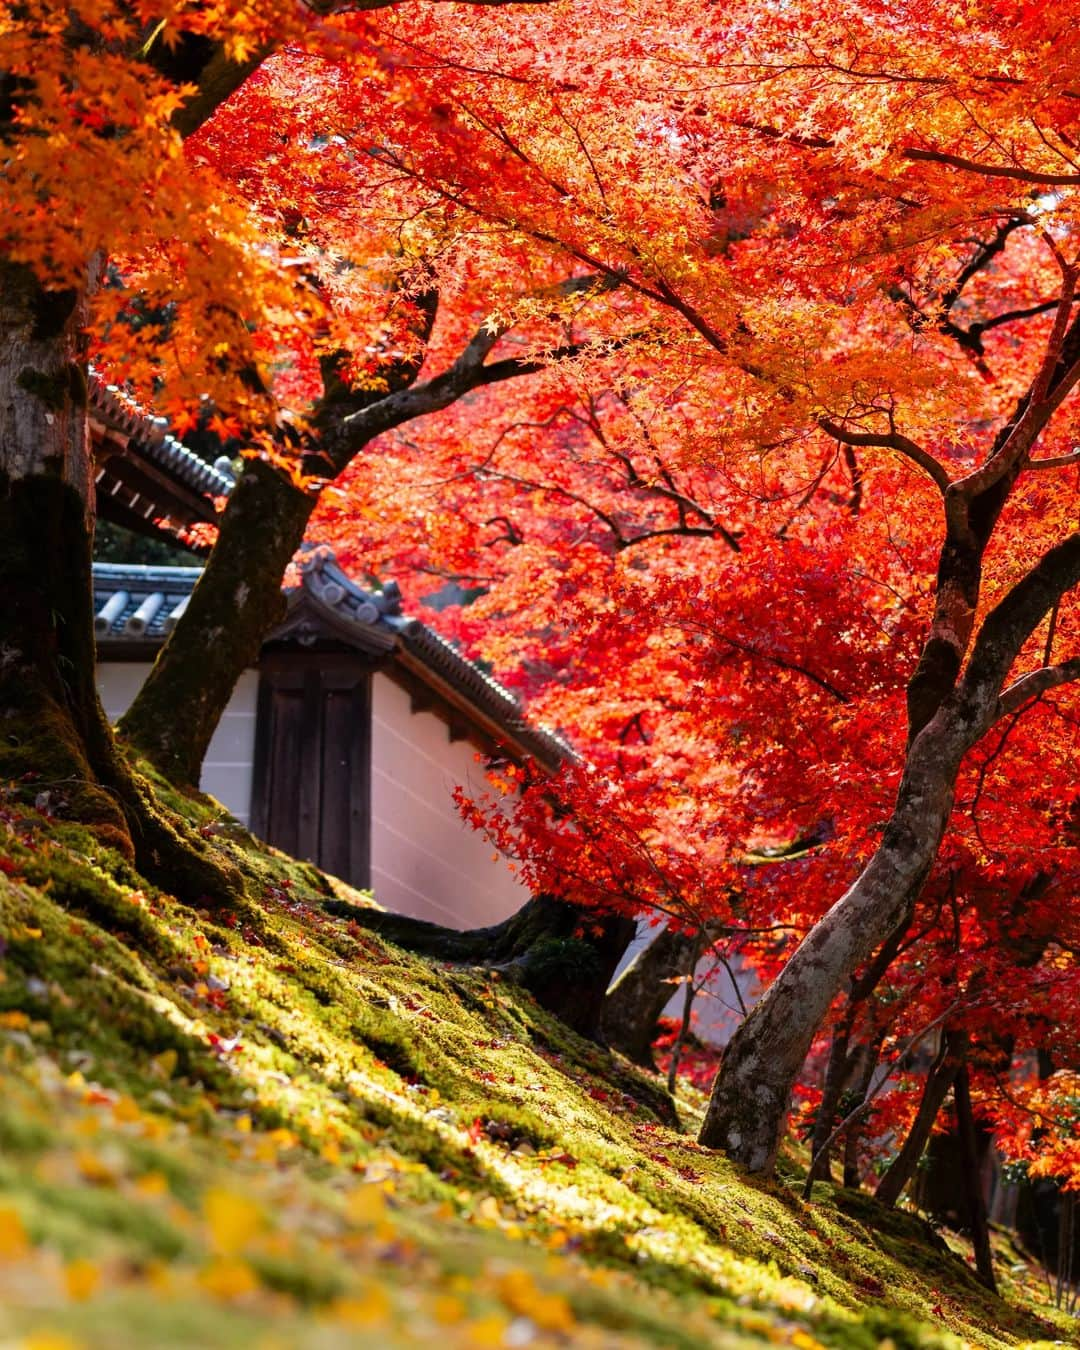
(370, 674), (530, 929)
(96, 663), (259, 826)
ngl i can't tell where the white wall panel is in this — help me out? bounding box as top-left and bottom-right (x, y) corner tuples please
(370, 675), (529, 928)
(95, 663), (258, 826)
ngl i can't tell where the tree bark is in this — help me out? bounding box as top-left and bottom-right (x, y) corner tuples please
(0, 262), (242, 905)
(807, 1014), (852, 1185)
(599, 922), (705, 1066)
(954, 1063), (997, 1293)
(327, 892), (636, 1040)
(841, 1034), (884, 1190)
(698, 715), (964, 1170)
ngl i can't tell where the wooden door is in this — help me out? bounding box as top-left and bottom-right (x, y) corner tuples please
(250, 657), (372, 887)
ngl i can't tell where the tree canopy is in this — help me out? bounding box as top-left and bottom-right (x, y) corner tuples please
(6, 0), (1080, 1214)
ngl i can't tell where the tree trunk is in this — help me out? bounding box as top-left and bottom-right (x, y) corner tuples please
(807, 1010), (855, 1185)
(599, 922), (704, 1066)
(0, 262), (242, 906)
(119, 458), (315, 784)
(698, 711), (966, 1171)
(327, 892), (636, 1040)
(954, 1063), (997, 1293)
(841, 1035), (883, 1190)
(876, 1029), (962, 1209)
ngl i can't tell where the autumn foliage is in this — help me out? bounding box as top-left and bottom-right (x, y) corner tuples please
(7, 0), (1080, 1207)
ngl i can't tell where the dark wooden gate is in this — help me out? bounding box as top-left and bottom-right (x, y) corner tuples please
(250, 656), (373, 887)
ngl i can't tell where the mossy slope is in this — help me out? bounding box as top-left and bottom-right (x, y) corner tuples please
(0, 781), (1074, 1350)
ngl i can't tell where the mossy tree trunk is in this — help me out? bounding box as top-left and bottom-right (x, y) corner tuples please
(328, 893), (636, 1039)
(599, 922), (709, 1066)
(0, 262), (242, 906)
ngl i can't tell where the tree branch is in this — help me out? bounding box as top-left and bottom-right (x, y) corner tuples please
(903, 147), (1080, 185)
(961, 533), (1080, 713)
(995, 658), (1080, 720)
(818, 417), (950, 494)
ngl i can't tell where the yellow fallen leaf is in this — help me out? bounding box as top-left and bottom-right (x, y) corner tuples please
(75, 1150), (117, 1185)
(144, 1259), (173, 1294)
(432, 1294), (466, 1324)
(150, 1049), (177, 1079)
(134, 1171), (169, 1198)
(22, 1334), (85, 1350)
(198, 1257), (258, 1300)
(112, 1095), (141, 1124)
(345, 1185), (387, 1226)
(475, 1195), (502, 1225)
(0, 1204), (29, 1258)
(64, 1258), (100, 1302)
(467, 1314), (509, 1347)
(330, 1286), (391, 1327)
(496, 1268), (575, 1334)
(204, 1187), (264, 1254)
(0, 1010), (30, 1029)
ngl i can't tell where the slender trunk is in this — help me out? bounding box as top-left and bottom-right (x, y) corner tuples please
(841, 1034), (883, 1189)
(954, 1064), (997, 1293)
(0, 262), (241, 905)
(666, 933), (703, 1094)
(700, 523), (1080, 1174)
(698, 712), (965, 1170)
(808, 1008), (855, 1185)
(328, 892), (637, 1042)
(876, 1029), (962, 1209)
(119, 458), (315, 784)
(600, 923), (704, 1066)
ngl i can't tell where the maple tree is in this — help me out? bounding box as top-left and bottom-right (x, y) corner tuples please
(7, 0), (1080, 1229)
(0, 0), (560, 895)
(293, 0), (1080, 1193)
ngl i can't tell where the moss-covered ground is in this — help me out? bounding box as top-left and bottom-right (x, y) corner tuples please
(0, 769), (1076, 1349)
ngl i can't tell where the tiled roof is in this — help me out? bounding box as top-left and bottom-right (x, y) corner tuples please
(89, 371), (237, 500)
(92, 551), (572, 770)
(92, 563), (201, 640)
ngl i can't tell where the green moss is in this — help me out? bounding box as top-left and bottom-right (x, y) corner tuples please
(0, 783), (1074, 1349)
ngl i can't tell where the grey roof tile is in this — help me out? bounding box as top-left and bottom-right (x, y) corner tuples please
(88, 371), (237, 500)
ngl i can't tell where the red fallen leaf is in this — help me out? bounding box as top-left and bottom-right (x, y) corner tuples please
(538, 1151), (577, 1169)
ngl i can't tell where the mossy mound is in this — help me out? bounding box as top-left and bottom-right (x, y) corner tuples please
(0, 780), (1075, 1349)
